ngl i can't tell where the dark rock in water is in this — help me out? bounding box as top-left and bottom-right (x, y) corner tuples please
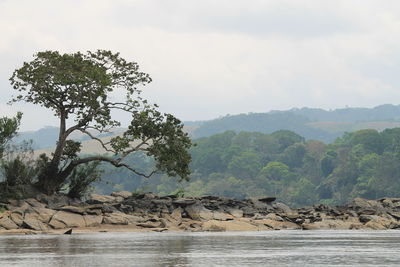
(172, 198), (197, 207)
(258, 197), (276, 203)
(64, 229), (72, 235)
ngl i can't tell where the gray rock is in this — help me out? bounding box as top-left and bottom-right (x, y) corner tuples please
(0, 216), (19, 230)
(50, 211), (86, 228)
(185, 204), (214, 221)
(88, 194), (118, 204)
(22, 218), (49, 231)
(111, 191), (132, 199)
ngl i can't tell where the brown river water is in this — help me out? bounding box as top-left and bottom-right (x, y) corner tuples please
(0, 230), (399, 266)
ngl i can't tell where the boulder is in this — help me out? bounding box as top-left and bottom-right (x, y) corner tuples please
(302, 219), (362, 230)
(170, 207), (183, 221)
(213, 211), (234, 221)
(49, 218), (66, 229)
(83, 215), (103, 227)
(201, 220), (259, 231)
(88, 194), (122, 204)
(111, 191), (132, 199)
(253, 219), (300, 230)
(273, 202), (292, 214)
(10, 212), (24, 226)
(22, 218), (49, 231)
(49, 211), (86, 228)
(0, 215), (19, 230)
(249, 197), (272, 210)
(264, 213), (284, 221)
(25, 198), (46, 209)
(227, 208), (244, 218)
(172, 198), (197, 207)
(31, 207), (56, 223)
(103, 212), (143, 225)
(58, 206), (87, 215)
(349, 198), (385, 215)
(185, 204), (214, 221)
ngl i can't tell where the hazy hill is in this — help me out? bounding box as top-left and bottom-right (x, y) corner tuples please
(17, 104), (400, 151)
(190, 104), (400, 142)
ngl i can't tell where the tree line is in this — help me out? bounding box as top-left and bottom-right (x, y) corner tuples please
(95, 128), (400, 206)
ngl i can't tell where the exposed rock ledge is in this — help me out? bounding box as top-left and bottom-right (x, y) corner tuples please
(0, 192), (400, 234)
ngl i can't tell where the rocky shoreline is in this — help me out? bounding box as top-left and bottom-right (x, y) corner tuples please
(0, 192), (400, 234)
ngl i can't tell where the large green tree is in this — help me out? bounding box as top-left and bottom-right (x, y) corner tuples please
(10, 50), (192, 194)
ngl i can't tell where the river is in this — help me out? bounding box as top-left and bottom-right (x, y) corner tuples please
(0, 230), (399, 266)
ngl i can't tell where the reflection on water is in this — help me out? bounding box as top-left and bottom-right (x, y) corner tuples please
(0, 230), (400, 266)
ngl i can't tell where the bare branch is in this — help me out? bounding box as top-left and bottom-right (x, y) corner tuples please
(77, 129), (115, 153)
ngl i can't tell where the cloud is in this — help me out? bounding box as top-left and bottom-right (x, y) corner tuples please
(1, 0), (400, 130)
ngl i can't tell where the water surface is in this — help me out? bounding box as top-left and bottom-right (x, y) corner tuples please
(0, 230), (399, 266)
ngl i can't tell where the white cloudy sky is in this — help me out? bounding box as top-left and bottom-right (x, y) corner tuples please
(1, 0), (400, 130)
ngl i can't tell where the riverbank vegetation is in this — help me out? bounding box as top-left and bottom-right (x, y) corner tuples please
(95, 128), (400, 207)
(0, 50), (192, 200)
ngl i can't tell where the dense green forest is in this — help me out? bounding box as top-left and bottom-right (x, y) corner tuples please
(95, 127), (400, 206)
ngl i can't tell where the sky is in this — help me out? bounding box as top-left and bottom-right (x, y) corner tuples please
(1, 0), (400, 130)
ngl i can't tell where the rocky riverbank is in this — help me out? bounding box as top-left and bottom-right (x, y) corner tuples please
(0, 192), (400, 234)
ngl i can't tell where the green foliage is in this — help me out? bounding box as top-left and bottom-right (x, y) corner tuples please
(10, 50), (192, 195)
(65, 162), (102, 198)
(94, 127), (400, 207)
(0, 112), (22, 158)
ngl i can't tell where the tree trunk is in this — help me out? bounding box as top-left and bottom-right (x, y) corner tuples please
(36, 111), (68, 195)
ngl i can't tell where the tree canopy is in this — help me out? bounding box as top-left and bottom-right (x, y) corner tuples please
(9, 50), (192, 195)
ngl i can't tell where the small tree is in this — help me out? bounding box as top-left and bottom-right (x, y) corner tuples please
(0, 112), (22, 158)
(10, 50), (192, 195)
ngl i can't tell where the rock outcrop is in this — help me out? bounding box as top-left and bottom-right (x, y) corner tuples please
(0, 193), (400, 234)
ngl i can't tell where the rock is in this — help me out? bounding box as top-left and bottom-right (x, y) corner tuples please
(254, 219), (300, 230)
(49, 211), (86, 228)
(49, 218), (66, 229)
(103, 212), (143, 225)
(258, 197), (276, 203)
(83, 215), (103, 227)
(10, 213), (24, 226)
(185, 204), (214, 220)
(111, 191), (132, 199)
(227, 208), (244, 218)
(361, 215), (397, 229)
(265, 213), (283, 221)
(0, 215), (19, 230)
(25, 198), (46, 209)
(172, 198), (197, 207)
(31, 207), (56, 223)
(170, 207), (183, 221)
(303, 219), (362, 230)
(11, 202), (31, 215)
(350, 198), (385, 215)
(249, 197), (272, 210)
(388, 212), (400, 220)
(213, 211), (234, 221)
(64, 229), (72, 235)
(202, 220), (259, 231)
(22, 218), (49, 231)
(58, 206), (87, 215)
(40, 194), (70, 209)
(273, 202), (292, 214)
(137, 220), (165, 228)
(88, 194), (118, 204)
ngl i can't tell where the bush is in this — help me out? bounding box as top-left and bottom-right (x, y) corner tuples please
(65, 162), (102, 199)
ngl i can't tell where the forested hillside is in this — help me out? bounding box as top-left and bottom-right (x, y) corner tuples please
(95, 128), (400, 206)
(191, 104), (400, 142)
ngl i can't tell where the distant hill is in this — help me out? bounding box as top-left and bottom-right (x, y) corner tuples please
(16, 104), (400, 150)
(190, 104), (400, 143)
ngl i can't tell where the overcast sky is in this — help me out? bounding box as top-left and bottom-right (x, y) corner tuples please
(1, 0), (400, 130)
